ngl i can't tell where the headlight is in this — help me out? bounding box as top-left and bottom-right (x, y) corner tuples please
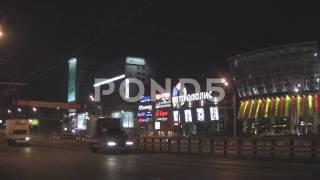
(126, 141), (134, 146)
(25, 137), (30, 141)
(107, 141), (117, 146)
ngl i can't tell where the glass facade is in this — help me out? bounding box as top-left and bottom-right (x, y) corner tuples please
(228, 41), (320, 135)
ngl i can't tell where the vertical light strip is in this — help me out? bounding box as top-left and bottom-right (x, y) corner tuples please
(296, 95), (301, 117)
(308, 95), (313, 116)
(255, 99), (262, 119)
(238, 101), (244, 119)
(301, 95), (306, 116)
(291, 96), (296, 115)
(242, 101), (249, 119)
(275, 97), (280, 116)
(315, 95), (318, 113)
(280, 97), (285, 117)
(285, 95), (291, 117)
(248, 100), (254, 119)
(264, 98), (271, 118)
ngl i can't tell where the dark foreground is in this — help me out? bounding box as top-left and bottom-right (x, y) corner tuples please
(0, 141), (320, 180)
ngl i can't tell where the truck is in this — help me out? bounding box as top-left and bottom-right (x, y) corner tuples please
(6, 119), (31, 146)
(86, 117), (134, 153)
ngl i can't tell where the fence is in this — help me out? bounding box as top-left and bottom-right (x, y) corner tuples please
(135, 136), (320, 159)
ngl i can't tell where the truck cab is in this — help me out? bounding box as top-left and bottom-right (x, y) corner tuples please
(87, 117), (134, 153)
(6, 119), (31, 146)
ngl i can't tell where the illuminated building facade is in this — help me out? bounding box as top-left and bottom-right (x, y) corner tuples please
(228, 41), (320, 135)
(94, 57), (154, 131)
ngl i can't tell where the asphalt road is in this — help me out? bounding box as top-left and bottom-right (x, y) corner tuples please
(0, 141), (320, 180)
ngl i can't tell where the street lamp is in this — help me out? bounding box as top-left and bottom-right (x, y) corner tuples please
(32, 107), (37, 112)
(7, 109), (11, 114)
(17, 108), (22, 112)
(89, 95), (95, 101)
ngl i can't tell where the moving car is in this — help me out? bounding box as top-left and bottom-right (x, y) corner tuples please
(86, 117), (135, 153)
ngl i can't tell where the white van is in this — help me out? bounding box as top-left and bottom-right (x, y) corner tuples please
(6, 119), (31, 146)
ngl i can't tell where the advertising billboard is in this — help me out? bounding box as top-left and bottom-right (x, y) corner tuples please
(173, 111), (180, 122)
(184, 109), (192, 122)
(196, 108), (205, 121)
(210, 107), (219, 121)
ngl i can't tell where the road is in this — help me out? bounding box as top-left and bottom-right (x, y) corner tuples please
(0, 141), (320, 180)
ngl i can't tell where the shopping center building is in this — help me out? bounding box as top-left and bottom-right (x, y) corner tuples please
(227, 41), (320, 135)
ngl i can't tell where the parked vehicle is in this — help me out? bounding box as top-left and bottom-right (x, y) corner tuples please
(6, 119), (31, 146)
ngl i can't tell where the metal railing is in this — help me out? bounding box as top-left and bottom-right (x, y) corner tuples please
(135, 136), (320, 159)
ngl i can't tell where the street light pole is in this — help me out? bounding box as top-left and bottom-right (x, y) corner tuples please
(223, 78), (237, 137)
(232, 92), (237, 137)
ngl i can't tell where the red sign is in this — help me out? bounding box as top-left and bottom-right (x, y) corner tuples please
(155, 110), (169, 117)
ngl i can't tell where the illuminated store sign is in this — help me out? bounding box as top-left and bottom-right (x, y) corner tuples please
(196, 108), (205, 121)
(138, 112), (152, 117)
(184, 109), (192, 122)
(210, 107), (219, 121)
(155, 93), (172, 109)
(172, 91), (213, 107)
(155, 110), (169, 121)
(140, 96), (151, 103)
(155, 121), (160, 130)
(138, 105), (152, 111)
(77, 112), (89, 130)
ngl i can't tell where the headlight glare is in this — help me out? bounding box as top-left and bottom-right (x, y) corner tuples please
(126, 141), (134, 146)
(107, 141), (117, 146)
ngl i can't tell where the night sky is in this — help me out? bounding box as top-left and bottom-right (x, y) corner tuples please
(1, 1), (320, 101)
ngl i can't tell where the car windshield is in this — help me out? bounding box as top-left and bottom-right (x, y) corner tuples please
(106, 129), (124, 136)
(13, 130), (27, 135)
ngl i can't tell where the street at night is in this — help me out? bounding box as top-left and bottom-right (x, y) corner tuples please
(3, 1), (320, 179)
(0, 139), (319, 180)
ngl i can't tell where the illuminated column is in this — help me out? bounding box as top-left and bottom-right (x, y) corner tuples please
(243, 101), (250, 133)
(290, 96), (296, 132)
(248, 100), (255, 119)
(285, 95), (291, 117)
(255, 99), (262, 120)
(264, 98), (271, 118)
(238, 101), (244, 120)
(308, 95), (313, 116)
(301, 95), (306, 117)
(274, 97), (280, 117)
(296, 95), (301, 117)
(280, 97), (285, 117)
(270, 98), (275, 118)
(242, 101), (249, 119)
(314, 95), (318, 133)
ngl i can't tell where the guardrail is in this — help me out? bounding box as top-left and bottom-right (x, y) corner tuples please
(50, 136), (87, 145)
(135, 137), (320, 159)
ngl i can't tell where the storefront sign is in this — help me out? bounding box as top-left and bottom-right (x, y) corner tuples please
(138, 105), (152, 111)
(172, 91), (213, 107)
(155, 110), (169, 121)
(140, 96), (151, 103)
(155, 93), (172, 109)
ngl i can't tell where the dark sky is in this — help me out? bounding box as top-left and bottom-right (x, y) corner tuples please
(1, 1), (320, 101)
